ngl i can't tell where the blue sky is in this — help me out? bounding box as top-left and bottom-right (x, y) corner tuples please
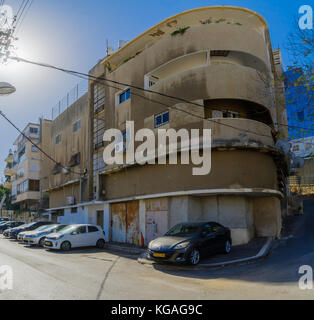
(0, 0), (309, 180)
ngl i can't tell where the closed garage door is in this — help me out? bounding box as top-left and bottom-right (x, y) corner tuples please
(145, 198), (168, 245)
(111, 201), (139, 245)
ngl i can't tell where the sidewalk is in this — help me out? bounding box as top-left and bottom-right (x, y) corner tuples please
(137, 237), (273, 269)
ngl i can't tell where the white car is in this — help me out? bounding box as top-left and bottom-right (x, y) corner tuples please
(22, 224), (68, 247)
(44, 224), (106, 251)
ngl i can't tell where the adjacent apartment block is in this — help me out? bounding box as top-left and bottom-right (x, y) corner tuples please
(4, 149), (13, 191)
(10, 123), (42, 217)
(87, 6), (289, 246)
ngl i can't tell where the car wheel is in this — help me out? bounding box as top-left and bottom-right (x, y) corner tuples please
(224, 240), (231, 254)
(189, 248), (200, 265)
(39, 237), (45, 247)
(96, 239), (105, 249)
(61, 241), (71, 251)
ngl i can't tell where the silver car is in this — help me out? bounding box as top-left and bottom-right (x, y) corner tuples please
(23, 224), (68, 247)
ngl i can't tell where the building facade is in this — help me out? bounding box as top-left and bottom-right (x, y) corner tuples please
(10, 123), (42, 219)
(43, 93), (91, 223)
(3, 149), (13, 191)
(86, 6), (289, 246)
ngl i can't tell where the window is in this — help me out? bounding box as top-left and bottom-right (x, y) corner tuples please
(28, 180), (40, 191)
(30, 164), (38, 172)
(76, 226), (86, 234)
(68, 153), (80, 167)
(212, 223), (224, 233)
(118, 88), (131, 104)
(31, 146), (39, 152)
(55, 134), (62, 145)
(71, 207), (77, 214)
(202, 224), (213, 235)
(305, 143), (312, 151)
(29, 127), (38, 134)
(72, 119), (81, 133)
(212, 110), (240, 118)
(17, 168), (24, 178)
(210, 50), (230, 57)
(88, 226), (99, 233)
(154, 111), (169, 128)
(17, 180), (28, 195)
(56, 209), (64, 217)
(222, 110), (240, 118)
(292, 144), (300, 151)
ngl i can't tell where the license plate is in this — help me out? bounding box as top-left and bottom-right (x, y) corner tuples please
(153, 253), (166, 258)
(45, 241), (52, 246)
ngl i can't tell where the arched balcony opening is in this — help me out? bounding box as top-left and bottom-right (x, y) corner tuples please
(204, 99), (273, 126)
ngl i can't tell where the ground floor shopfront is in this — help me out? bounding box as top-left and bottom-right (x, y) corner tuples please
(46, 189), (283, 247)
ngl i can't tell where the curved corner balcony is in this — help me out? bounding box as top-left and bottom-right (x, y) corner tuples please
(204, 118), (274, 150)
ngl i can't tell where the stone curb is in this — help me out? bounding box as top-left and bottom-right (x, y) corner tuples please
(105, 243), (146, 255)
(137, 237), (274, 269)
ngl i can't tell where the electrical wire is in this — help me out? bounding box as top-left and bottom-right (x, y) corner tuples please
(4, 56), (284, 138)
(14, 0), (33, 35)
(0, 110), (83, 175)
(10, 55), (314, 136)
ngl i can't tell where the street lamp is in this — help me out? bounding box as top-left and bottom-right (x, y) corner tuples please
(0, 82), (16, 95)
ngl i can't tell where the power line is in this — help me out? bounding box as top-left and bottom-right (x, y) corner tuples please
(4, 56), (283, 139)
(0, 110), (83, 175)
(14, 0), (33, 35)
(9, 55), (314, 136)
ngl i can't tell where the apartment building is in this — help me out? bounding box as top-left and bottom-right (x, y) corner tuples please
(86, 6), (289, 246)
(4, 149), (13, 191)
(43, 93), (91, 223)
(10, 123), (42, 218)
(289, 136), (314, 195)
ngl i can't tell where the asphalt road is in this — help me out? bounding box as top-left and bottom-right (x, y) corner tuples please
(0, 200), (313, 300)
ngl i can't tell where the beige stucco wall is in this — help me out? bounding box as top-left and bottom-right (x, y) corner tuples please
(253, 197), (281, 237)
(101, 150), (278, 200)
(46, 93), (89, 208)
(49, 183), (80, 209)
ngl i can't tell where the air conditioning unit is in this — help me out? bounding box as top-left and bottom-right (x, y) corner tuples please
(66, 196), (75, 205)
(115, 141), (124, 154)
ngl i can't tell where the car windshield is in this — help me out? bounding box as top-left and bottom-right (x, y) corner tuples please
(25, 222), (36, 228)
(35, 225), (57, 232)
(55, 225), (68, 232)
(19, 223), (33, 228)
(165, 224), (200, 237)
(57, 225), (76, 234)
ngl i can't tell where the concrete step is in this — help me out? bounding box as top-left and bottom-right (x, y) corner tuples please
(106, 243), (146, 255)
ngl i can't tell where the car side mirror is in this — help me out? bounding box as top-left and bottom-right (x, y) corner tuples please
(71, 231), (77, 235)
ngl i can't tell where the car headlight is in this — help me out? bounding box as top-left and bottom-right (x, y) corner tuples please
(173, 241), (191, 250)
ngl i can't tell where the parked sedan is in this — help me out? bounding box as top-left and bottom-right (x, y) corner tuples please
(22, 224), (68, 247)
(147, 222), (232, 265)
(44, 224), (106, 251)
(6, 221), (55, 239)
(0, 221), (25, 234)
